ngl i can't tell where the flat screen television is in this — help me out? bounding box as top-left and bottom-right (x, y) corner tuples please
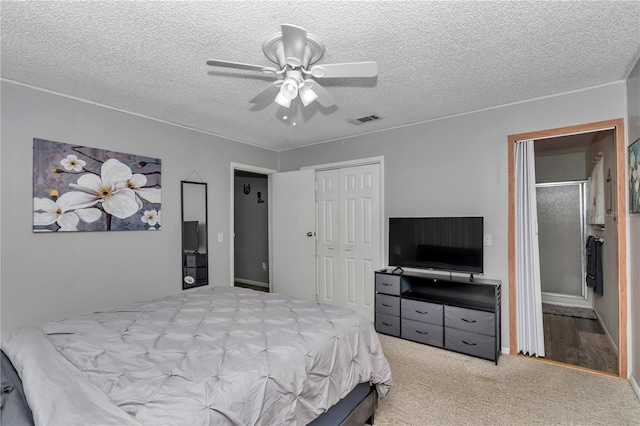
(182, 220), (199, 253)
(388, 217), (483, 274)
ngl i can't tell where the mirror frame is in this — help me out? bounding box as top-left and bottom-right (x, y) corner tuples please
(181, 181), (208, 290)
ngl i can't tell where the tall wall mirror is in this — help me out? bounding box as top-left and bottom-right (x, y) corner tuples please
(181, 181), (208, 289)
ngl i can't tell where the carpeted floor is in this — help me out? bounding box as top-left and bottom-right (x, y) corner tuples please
(374, 334), (640, 425)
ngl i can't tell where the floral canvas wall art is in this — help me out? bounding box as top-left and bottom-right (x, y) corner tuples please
(33, 139), (161, 232)
(630, 138), (640, 214)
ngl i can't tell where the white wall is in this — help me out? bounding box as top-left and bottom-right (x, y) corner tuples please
(626, 56), (640, 390)
(279, 82), (628, 352)
(589, 132), (619, 348)
(0, 81), (278, 332)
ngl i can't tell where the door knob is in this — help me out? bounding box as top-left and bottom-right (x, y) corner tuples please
(307, 232), (314, 237)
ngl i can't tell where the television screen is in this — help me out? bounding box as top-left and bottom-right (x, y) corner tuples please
(182, 221), (199, 253)
(389, 217), (483, 273)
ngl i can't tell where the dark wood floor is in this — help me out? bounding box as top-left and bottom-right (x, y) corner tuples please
(234, 282), (269, 292)
(543, 313), (618, 375)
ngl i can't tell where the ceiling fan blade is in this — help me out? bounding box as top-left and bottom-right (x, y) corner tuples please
(309, 81), (335, 108)
(309, 61), (378, 78)
(206, 59), (277, 73)
(249, 82), (281, 104)
(281, 24), (307, 68)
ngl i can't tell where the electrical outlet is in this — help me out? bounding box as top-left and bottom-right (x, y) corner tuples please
(262, 262), (267, 271)
(483, 234), (492, 246)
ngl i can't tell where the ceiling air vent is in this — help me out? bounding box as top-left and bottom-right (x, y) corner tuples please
(349, 114), (380, 125)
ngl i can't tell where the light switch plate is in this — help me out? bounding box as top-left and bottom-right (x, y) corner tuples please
(483, 234), (492, 246)
(218, 233), (224, 243)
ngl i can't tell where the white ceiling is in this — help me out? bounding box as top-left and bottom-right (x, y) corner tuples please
(2, 1), (639, 151)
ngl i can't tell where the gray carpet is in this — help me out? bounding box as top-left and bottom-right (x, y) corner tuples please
(542, 303), (597, 320)
(374, 334), (640, 425)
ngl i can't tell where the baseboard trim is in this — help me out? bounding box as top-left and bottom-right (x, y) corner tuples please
(234, 278), (269, 288)
(630, 373), (640, 401)
(594, 309), (619, 356)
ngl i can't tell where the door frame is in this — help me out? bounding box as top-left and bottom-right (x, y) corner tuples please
(507, 119), (628, 378)
(302, 156), (386, 299)
(229, 162), (277, 288)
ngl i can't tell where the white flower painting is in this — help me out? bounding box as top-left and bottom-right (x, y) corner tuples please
(33, 196), (102, 231)
(630, 138), (640, 214)
(60, 154), (86, 172)
(142, 209), (161, 228)
(33, 139), (161, 231)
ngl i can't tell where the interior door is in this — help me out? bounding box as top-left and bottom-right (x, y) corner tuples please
(271, 169), (316, 300)
(316, 169), (340, 306)
(339, 164), (380, 321)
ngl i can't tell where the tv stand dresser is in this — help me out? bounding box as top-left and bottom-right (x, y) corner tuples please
(374, 270), (501, 364)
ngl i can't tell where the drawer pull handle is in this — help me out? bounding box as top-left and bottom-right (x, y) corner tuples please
(461, 340), (477, 346)
(415, 310), (428, 314)
(382, 283), (393, 286)
(382, 322), (393, 327)
(461, 318), (477, 323)
(416, 330), (429, 335)
(382, 303), (393, 307)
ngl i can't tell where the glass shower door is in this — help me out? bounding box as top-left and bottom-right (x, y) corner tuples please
(536, 181), (590, 306)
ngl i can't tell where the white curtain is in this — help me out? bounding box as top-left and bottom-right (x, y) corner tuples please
(515, 139), (545, 357)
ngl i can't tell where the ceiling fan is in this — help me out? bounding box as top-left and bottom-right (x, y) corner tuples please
(206, 24), (378, 109)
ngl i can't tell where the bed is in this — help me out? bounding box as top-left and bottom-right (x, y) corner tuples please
(1, 286), (392, 425)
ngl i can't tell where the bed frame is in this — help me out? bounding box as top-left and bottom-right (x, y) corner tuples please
(1, 350), (376, 426)
(1, 351), (33, 426)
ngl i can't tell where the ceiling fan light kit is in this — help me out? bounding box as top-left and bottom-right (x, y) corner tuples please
(274, 91), (292, 108)
(299, 84), (318, 107)
(207, 24), (378, 111)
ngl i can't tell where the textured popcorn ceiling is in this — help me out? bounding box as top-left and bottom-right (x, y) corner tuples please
(2, 1), (639, 151)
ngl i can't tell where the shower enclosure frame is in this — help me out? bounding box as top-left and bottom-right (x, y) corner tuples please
(536, 180), (591, 307)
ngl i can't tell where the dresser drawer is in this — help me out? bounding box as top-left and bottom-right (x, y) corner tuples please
(401, 299), (443, 325)
(445, 328), (496, 360)
(401, 319), (443, 348)
(444, 305), (495, 336)
(375, 313), (400, 337)
(376, 294), (400, 317)
(375, 273), (401, 295)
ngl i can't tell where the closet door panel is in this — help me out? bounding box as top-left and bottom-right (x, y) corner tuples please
(339, 164), (380, 321)
(316, 170), (341, 305)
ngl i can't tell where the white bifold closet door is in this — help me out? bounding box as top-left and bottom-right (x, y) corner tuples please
(316, 164), (380, 321)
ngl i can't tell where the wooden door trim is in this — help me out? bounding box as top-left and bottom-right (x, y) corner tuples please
(507, 119), (627, 379)
(515, 354), (621, 379)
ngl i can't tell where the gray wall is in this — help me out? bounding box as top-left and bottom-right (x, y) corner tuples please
(0, 81), (278, 332)
(234, 174), (269, 284)
(1, 74), (635, 374)
(589, 132), (619, 348)
(279, 82), (628, 352)
(535, 150), (588, 183)
(627, 56), (640, 387)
